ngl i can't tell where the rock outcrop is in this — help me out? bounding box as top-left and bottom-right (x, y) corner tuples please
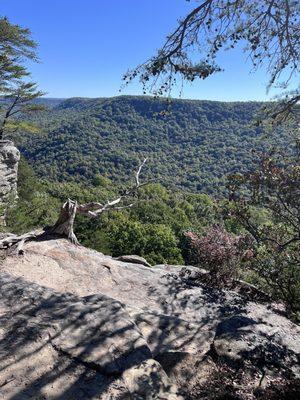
(114, 254), (152, 267)
(0, 239), (299, 399)
(0, 140), (20, 223)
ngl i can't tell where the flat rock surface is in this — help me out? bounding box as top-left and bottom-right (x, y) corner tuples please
(1, 238), (299, 399)
(0, 272), (181, 399)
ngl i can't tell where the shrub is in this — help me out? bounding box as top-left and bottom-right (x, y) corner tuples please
(228, 155), (300, 319)
(108, 218), (183, 265)
(185, 225), (252, 284)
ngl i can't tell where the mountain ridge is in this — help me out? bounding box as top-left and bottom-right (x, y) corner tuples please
(21, 95), (288, 194)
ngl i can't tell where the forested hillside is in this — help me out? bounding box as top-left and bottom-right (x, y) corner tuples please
(20, 96), (288, 195)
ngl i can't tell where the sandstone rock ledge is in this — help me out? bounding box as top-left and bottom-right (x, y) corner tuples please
(0, 140), (20, 205)
(0, 239), (299, 399)
(0, 140), (20, 225)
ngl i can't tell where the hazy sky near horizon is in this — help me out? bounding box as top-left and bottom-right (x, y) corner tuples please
(2, 0), (285, 101)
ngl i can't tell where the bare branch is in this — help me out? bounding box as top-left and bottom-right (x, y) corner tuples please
(0, 230), (38, 254)
(49, 158), (150, 244)
(5, 159), (151, 253)
(76, 158), (149, 219)
(135, 157), (148, 186)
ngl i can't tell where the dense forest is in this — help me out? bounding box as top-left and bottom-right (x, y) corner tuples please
(19, 96), (289, 195)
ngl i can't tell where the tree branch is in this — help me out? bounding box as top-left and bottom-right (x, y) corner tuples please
(49, 158), (150, 244)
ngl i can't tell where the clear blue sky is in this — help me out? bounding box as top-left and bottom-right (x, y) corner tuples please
(2, 0), (280, 100)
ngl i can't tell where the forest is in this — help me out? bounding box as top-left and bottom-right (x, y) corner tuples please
(2, 94), (297, 319)
(18, 96), (290, 195)
(7, 136), (300, 320)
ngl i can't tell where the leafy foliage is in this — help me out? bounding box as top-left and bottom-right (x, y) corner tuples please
(6, 157), (60, 233)
(0, 17), (37, 89)
(108, 217), (183, 265)
(19, 96), (291, 195)
(7, 139), (300, 320)
(184, 226), (252, 283)
(228, 154), (300, 317)
(6, 159), (220, 264)
(0, 17), (44, 140)
(125, 0), (299, 123)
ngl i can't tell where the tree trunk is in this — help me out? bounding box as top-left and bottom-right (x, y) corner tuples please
(1, 160), (149, 251)
(0, 199), (79, 254)
(49, 199), (79, 245)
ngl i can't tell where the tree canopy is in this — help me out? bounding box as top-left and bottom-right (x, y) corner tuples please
(19, 96), (292, 195)
(0, 16), (43, 140)
(125, 0), (299, 122)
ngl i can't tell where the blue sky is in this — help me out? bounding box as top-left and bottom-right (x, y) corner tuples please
(2, 0), (281, 100)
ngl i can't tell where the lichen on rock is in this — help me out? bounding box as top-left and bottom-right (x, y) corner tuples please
(0, 140), (20, 224)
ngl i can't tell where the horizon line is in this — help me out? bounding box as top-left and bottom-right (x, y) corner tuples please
(38, 94), (272, 103)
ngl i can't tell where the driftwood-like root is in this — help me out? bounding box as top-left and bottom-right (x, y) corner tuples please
(0, 231), (38, 255)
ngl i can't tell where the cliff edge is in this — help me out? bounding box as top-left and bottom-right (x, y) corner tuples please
(0, 239), (299, 399)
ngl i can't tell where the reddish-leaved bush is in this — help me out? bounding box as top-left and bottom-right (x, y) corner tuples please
(185, 225), (252, 284)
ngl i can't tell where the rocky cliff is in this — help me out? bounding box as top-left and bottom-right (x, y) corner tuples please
(0, 239), (299, 399)
(0, 140), (20, 222)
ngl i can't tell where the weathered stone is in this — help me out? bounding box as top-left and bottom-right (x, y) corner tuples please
(123, 359), (182, 399)
(230, 279), (271, 302)
(114, 254), (152, 267)
(178, 265), (210, 281)
(0, 272), (183, 399)
(51, 293), (152, 375)
(0, 140), (20, 224)
(1, 239), (299, 399)
(213, 315), (300, 373)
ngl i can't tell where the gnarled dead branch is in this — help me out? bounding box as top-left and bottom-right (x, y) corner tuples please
(49, 158), (149, 244)
(0, 159), (150, 253)
(0, 231), (39, 255)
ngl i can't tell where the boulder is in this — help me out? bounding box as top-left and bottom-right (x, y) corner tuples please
(213, 315), (299, 372)
(0, 272), (182, 399)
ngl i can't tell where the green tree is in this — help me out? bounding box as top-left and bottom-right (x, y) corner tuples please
(143, 224), (183, 264)
(108, 217), (183, 265)
(0, 17), (44, 140)
(6, 158), (59, 233)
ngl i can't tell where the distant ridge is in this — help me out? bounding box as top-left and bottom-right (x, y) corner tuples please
(21, 95), (287, 195)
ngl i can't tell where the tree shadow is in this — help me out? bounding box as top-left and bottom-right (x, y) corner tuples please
(146, 270), (249, 327)
(0, 272), (154, 399)
(141, 269), (300, 399)
(0, 266), (298, 400)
